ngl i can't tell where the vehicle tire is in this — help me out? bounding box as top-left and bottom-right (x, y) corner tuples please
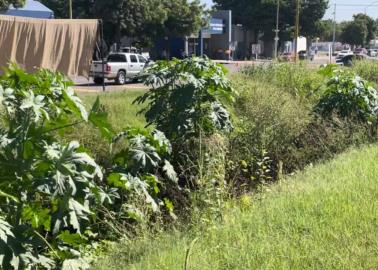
(132, 76), (140, 83)
(345, 59), (353, 67)
(93, 77), (104, 85)
(115, 71), (126, 85)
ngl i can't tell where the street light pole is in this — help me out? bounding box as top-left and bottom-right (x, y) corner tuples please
(294, 0), (300, 62)
(332, 3), (336, 52)
(69, 0), (73, 19)
(274, 0), (280, 59)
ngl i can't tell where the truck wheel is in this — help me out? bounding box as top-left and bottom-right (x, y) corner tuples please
(345, 59), (353, 67)
(116, 71), (126, 85)
(93, 77), (104, 85)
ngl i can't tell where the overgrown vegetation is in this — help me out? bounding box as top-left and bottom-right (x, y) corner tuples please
(95, 145), (378, 270)
(0, 66), (178, 269)
(228, 63), (378, 183)
(1, 59), (378, 269)
(135, 57), (235, 214)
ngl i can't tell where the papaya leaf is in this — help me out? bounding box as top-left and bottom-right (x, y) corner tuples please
(162, 160), (178, 183)
(88, 97), (115, 141)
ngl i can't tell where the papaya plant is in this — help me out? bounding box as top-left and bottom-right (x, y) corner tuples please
(0, 65), (178, 269)
(134, 57), (235, 140)
(316, 67), (378, 122)
(134, 57), (236, 209)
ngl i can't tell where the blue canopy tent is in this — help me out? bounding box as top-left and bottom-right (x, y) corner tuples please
(5, 0), (54, 19)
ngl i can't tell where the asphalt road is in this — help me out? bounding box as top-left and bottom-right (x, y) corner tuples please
(73, 77), (146, 93)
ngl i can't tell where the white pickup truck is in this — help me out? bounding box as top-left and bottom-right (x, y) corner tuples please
(89, 53), (149, 85)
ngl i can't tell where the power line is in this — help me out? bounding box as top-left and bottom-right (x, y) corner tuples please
(334, 4), (378, 6)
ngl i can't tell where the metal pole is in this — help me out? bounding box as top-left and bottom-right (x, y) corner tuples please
(200, 30), (204, 57)
(332, 4), (336, 53)
(99, 20), (106, 92)
(69, 0), (72, 19)
(294, 0), (300, 62)
(274, 0), (280, 59)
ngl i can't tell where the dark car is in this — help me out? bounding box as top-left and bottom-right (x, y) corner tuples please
(280, 52), (293, 61)
(298, 50), (314, 61)
(336, 54), (366, 66)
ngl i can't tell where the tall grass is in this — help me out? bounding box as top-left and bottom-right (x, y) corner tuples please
(241, 62), (323, 100)
(94, 145), (378, 270)
(350, 60), (378, 86)
(62, 90), (147, 162)
(79, 89), (147, 129)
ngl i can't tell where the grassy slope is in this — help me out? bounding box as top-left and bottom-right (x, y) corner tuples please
(79, 89), (147, 129)
(62, 90), (147, 161)
(95, 145), (378, 270)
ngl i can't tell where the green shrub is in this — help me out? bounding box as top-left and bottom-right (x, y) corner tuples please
(283, 116), (378, 172)
(230, 70), (378, 181)
(135, 57), (235, 140)
(135, 57), (235, 185)
(0, 66), (179, 268)
(134, 57), (236, 219)
(229, 74), (312, 182)
(315, 68), (378, 122)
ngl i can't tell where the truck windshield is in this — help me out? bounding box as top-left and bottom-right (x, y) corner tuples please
(107, 54), (127, 62)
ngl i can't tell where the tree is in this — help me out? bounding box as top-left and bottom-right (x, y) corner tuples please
(353, 13), (377, 43)
(40, 0), (205, 47)
(340, 20), (368, 46)
(214, 0), (328, 41)
(313, 19), (342, 42)
(339, 14), (377, 46)
(159, 0), (205, 39)
(92, 0), (167, 46)
(0, 0), (24, 10)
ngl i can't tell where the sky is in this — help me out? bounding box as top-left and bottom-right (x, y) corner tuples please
(201, 0), (378, 22)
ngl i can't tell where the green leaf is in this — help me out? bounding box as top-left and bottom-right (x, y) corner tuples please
(20, 90), (48, 122)
(123, 204), (144, 222)
(23, 140), (34, 159)
(88, 97), (115, 141)
(162, 160), (178, 183)
(68, 199), (92, 234)
(22, 204), (51, 231)
(0, 218), (14, 243)
(62, 87), (88, 121)
(107, 173), (123, 188)
(129, 135), (161, 170)
(57, 231), (87, 248)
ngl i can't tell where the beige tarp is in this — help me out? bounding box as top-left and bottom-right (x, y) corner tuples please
(0, 15), (98, 76)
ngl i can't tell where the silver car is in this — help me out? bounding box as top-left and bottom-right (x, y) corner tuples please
(90, 53), (149, 85)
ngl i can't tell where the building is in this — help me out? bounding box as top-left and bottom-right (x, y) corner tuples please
(152, 10), (258, 60)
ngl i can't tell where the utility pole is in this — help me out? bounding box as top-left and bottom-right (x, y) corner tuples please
(332, 4), (336, 53)
(69, 0), (73, 19)
(274, 0), (280, 59)
(294, 0), (300, 62)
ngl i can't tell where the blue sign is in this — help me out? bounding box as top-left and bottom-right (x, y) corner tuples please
(203, 18), (225, 35)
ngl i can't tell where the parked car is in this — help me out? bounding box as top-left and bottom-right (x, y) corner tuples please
(280, 52), (293, 61)
(354, 48), (368, 55)
(337, 49), (353, 58)
(336, 54), (366, 66)
(89, 53), (150, 85)
(368, 49), (378, 57)
(298, 50), (314, 61)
